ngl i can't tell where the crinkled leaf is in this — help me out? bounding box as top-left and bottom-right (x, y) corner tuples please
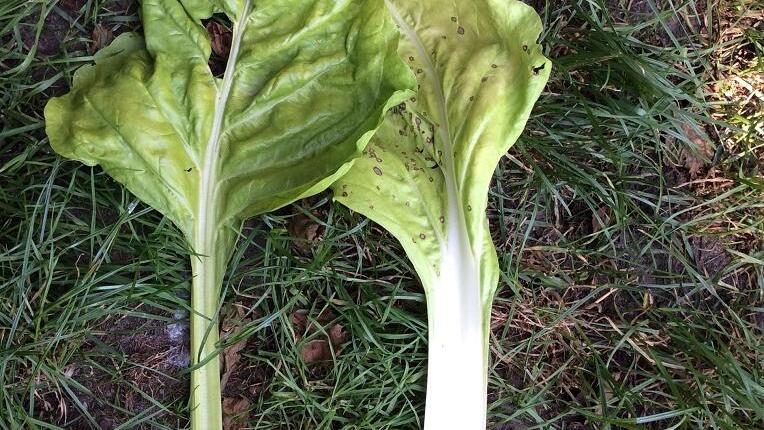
(46, 0), (412, 251)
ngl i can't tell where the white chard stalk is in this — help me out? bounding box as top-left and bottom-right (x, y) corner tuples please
(334, 0), (551, 428)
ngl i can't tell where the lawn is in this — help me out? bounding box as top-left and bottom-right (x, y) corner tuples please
(1, 0), (762, 429)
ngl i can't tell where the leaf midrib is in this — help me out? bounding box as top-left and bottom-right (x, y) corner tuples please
(384, 1), (478, 263)
(196, 1), (252, 248)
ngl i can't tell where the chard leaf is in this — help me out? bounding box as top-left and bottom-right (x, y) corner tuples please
(333, 1), (550, 428)
(44, 1), (411, 428)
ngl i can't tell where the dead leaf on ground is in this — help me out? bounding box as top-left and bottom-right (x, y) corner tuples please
(291, 310), (346, 365)
(680, 123), (715, 178)
(90, 24), (113, 54)
(592, 206), (611, 234)
(220, 304), (251, 391)
(206, 21), (232, 57)
(291, 309), (309, 339)
(222, 397), (250, 430)
(328, 323), (346, 346)
(287, 212), (322, 255)
(300, 339), (332, 364)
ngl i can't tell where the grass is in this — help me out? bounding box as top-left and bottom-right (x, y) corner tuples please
(1, 0), (762, 429)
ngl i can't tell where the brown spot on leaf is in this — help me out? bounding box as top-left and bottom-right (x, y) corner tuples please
(457, 26), (465, 35)
(373, 166), (383, 176)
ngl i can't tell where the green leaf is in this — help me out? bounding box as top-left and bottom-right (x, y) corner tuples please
(44, 1), (412, 429)
(333, 0), (550, 428)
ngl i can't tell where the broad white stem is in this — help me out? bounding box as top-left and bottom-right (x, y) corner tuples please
(424, 272), (487, 430)
(423, 169), (489, 430)
(385, 2), (491, 423)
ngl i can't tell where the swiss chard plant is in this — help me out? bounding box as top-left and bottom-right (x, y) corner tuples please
(333, 0), (551, 428)
(44, 0), (411, 428)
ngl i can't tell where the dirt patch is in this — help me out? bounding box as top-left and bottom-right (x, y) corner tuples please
(36, 310), (190, 429)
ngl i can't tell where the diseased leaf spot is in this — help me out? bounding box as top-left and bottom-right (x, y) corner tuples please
(532, 63), (546, 75)
(185, 167), (193, 172)
(405, 201), (410, 207)
(341, 192), (348, 197)
(373, 166), (383, 176)
(416, 68), (423, 74)
(369, 204), (374, 209)
(410, 97), (416, 103)
(481, 76), (488, 82)
(409, 56), (415, 61)
(522, 45), (528, 52)
(429, 177), (434, 182)
(491, 64), (497, 68)
(457, 26), (465, 35)
(439, 216), (445, 223)
(469, 96), (474, 101)
(451, 16), (457, 22)
(419, 233), (426, 240)
(441, 35), (447, 39)
(467, 205), (472, 211)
